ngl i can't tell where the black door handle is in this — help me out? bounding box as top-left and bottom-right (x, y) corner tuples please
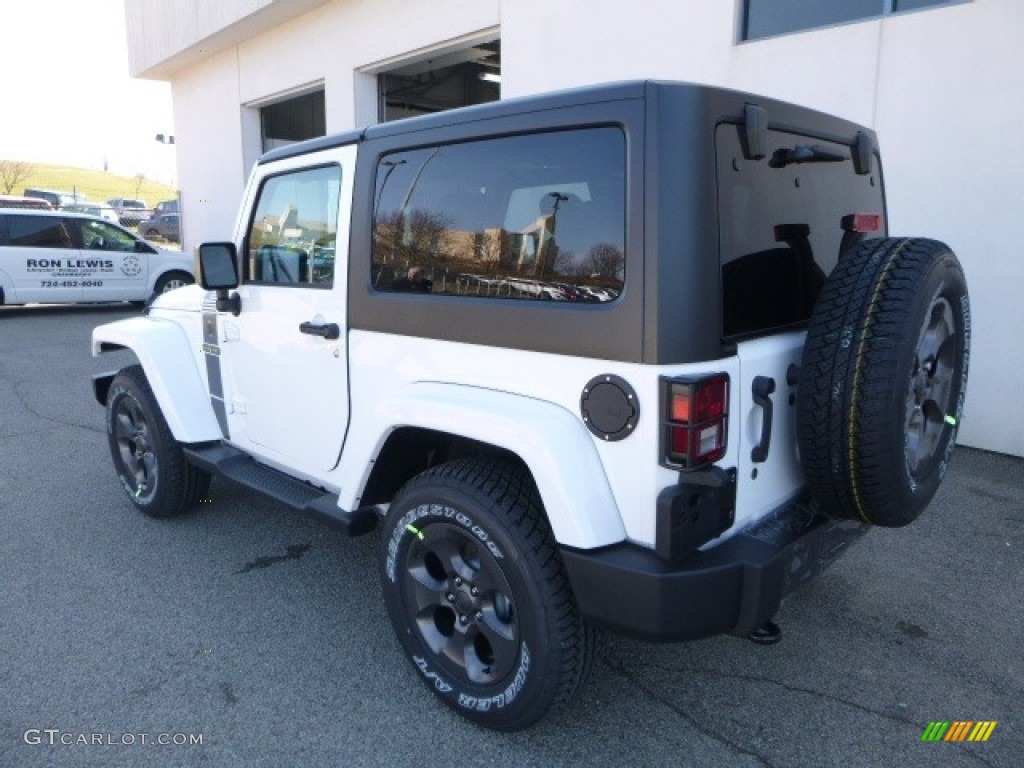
(299, 321), (340, 340)
(751, 376), (776, 463)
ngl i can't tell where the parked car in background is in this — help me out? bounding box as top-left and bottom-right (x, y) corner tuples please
(0, 209), (193, 305)
(106, 198), (149, 227)
(137, 212), (180, 241)
(0, 195), (53, 210)
(63, 202), (120, 223)
(154, 199), (178, 215)
(24, 188), (83, 208)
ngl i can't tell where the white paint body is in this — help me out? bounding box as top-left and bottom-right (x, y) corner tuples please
(92, 138), (806, 553)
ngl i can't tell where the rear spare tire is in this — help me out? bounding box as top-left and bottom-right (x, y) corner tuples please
(798, 238), (970, 526)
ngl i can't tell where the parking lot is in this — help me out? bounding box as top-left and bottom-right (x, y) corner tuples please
(1, 303), (1020, 768)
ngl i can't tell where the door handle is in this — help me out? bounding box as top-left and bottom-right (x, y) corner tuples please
(751, 376), (776, 463)
(299, 321), (340, 340)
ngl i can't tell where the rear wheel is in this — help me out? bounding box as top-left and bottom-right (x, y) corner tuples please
(105, 365), (210, 517)
(380, 458), (596, 731)
(154, 271), (193, 294)
(798, 238), (970, 526)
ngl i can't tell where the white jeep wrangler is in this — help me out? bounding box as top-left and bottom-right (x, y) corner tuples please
(91, 81), (970, 731)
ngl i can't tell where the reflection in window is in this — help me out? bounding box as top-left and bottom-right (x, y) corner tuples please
(372, 128), (625, 302)
(717, 124), (885, 338)
(245, 164), (340, 286)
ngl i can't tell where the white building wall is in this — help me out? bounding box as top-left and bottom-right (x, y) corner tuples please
(172, 48), (250, 246)
(129, 0), (1023, 456)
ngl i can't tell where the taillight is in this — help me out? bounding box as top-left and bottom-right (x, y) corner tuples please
(661, 374), (729, 469)
(841, 213), (882, 233)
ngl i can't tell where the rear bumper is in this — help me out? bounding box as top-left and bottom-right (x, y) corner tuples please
(560, 497), (868, 642)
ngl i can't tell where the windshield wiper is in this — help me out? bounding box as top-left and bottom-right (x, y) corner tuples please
(769, 144), (846, 168)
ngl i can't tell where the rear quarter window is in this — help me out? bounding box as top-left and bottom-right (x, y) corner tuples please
(6, 215), (74, 248)
(372, 127), (626, 303)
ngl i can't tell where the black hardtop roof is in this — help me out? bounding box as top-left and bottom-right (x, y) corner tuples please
(259, 81), (660, 165)
(258, 79), (875, 165)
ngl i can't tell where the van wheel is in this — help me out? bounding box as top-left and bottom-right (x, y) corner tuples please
(380, 458), (596, 731)
(154, 271), (193, 294)
(105, 365), (210, 517)
(798, 238), (970, 526)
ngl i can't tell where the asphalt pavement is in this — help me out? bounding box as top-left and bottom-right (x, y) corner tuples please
(1, 303), (1021, 768)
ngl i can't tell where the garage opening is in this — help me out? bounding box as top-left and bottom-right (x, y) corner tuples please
(378, 39), (500, 122)
(261, 88), (326, 152)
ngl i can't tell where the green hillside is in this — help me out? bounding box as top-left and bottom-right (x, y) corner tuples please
(3, 161), (177, 207)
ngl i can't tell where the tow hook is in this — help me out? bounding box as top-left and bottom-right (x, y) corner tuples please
(747, 620), (782, 645)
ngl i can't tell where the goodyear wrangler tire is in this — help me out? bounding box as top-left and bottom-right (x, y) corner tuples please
(106, 365), (211, 518)
(380, 458), (596, 731)
(798, 238), (970, 527)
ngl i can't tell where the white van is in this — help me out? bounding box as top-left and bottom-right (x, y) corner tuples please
(0, 210), (194, 305)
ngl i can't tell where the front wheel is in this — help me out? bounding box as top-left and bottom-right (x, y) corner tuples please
(105, 365), (210, 517)
(380, 458), (596, 731)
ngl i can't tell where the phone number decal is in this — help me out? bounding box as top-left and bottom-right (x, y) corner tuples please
(41, 280), (105, 288)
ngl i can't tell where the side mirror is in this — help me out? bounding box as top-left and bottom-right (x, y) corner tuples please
(196, 242), (241, 315)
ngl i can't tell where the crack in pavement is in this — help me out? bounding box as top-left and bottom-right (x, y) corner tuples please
(603, 651), (1002, 768)
(5, 378), (106, 436)
(603, 651), (777, 767)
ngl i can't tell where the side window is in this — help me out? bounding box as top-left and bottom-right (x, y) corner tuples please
(244, 164), (340, 287)
(7, 215), (73, 248)
(80, 220), (139, 252)
(372, 128), (626, 302)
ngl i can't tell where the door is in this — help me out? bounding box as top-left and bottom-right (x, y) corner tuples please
(75, 218), (151, 301)
(218, 149), (355, 471)
(715, 119), (885, 528)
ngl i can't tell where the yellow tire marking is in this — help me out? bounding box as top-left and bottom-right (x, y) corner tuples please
(848, 239), (911, 523)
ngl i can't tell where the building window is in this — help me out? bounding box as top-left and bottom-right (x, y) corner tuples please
(260, 90), (326, 152)
(377, 39), (500, 122)
(743, 0), (965, 41)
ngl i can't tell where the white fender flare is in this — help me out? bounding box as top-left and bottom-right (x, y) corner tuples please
(343, 382), (627, 550)
(92, 316), (222, 443)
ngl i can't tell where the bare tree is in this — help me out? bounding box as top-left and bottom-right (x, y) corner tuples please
(133, 172), (146, 199)
(0, 160), (35, 195)
(586, 242), (625, 280)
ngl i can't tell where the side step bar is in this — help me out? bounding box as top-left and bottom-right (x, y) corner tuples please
(183, 443), (377, 536)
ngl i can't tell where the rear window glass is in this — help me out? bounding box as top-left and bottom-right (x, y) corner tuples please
(372, 127), (626, 303)
(717, 124), (885, 338)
